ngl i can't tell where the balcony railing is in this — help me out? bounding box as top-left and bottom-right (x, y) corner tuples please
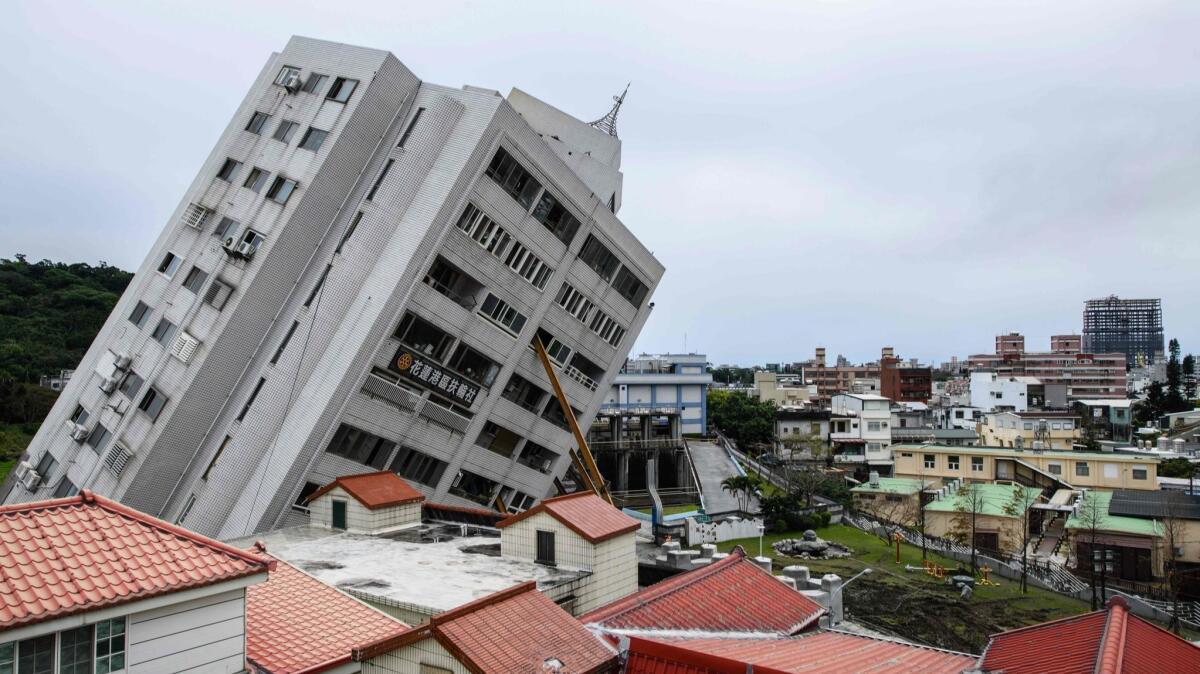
(424, 276), (477, 310)
(561, 364), (599, 391)
(589, 438), (682, 452)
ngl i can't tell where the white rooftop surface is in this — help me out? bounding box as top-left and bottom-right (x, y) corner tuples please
(238, 525), (588, 612)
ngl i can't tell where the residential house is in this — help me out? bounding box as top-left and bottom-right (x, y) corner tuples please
(829, 393), (894, 472)
(306, 471), (425, 534)
(923, 482), (1043, 554)
(891, 444), (1158, 492)
(979, 411), (1081, 450)
(850, 475), (930, 525)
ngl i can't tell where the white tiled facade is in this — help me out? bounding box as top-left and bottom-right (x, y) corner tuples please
(5, 36), (663, 539)
(308, 486), (421, 534)
(364, 638), (470, 674)
(500, 511), (637, 615)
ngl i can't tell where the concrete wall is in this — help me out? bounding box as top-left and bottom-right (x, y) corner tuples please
(892, 447), (1157, 490)
(924, 510), (1022, 553)
(365, 637), (471, 674)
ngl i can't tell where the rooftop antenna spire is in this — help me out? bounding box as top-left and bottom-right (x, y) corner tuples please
(588, 83), (630, 138)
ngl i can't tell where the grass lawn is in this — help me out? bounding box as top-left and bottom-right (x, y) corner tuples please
(635, 503), (702, 516)
(0, 423), (37, 483)
(704, 523), (1091, 652)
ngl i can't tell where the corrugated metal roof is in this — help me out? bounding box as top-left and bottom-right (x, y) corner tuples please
(1108, 489), (1200, 520)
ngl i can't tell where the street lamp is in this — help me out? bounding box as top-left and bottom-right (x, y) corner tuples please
(831, 567), (873, 598)
(757, 523), (766, 559)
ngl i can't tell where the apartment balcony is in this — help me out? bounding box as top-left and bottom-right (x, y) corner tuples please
(561, 363), (599, 391)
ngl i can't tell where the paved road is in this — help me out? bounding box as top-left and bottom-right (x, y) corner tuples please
(689, 440), (757, 515)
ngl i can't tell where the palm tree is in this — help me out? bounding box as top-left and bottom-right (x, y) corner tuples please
(722, 474), (761, 514)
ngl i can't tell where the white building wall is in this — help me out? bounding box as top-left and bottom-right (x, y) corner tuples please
(573, 532), (637, 615)
(127, 589), (247, 674)
(501, 511), (594, 569)
(365, 638), (472, 674)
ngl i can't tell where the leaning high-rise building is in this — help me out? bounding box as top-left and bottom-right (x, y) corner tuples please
(1082, 296), (1164, 368)
(4, 37), (663, 538)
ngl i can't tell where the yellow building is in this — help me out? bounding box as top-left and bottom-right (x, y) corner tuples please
(850, 476), (929, 525)
(923, 482), (1042, 553)
(891, 444), (1158, 491)
(978, 411), (1081, 450)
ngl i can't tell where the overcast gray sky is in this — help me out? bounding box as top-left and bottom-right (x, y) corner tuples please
(3, 0), (1197, 366)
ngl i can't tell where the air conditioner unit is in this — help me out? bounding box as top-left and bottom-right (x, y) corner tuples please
(222, 236), (238, 252)
(99, 376), (119, 394)
(540, 459), (553, 472)
(236, 241), (257, 259)
(70, 424), (90, 442)
(114, 353), (133, 370)
(13, 461), (33, 481)
(282, 72), (302, 93)
(20, 470), (41, 491)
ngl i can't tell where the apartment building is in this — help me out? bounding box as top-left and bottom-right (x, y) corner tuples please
(754, 370), (814, 407)
(891, 444), (1158, 491)
(829, 393), (894, 470)
(1082, 296), (1165, 368)
(967, 333), (1127, 400)
(4, 37), (662, 539)
(969, 372), (1045, 412)
(978, 410), (1081, 450)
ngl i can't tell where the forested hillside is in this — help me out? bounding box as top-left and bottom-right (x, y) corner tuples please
(0, 256), (133, 477)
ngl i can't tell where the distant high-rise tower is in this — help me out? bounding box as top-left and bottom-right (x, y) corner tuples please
(3, 37), (662, 538)
(1082, 296), (1164, 367)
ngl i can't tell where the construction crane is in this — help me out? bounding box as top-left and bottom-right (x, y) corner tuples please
(533, 336), (613, 505)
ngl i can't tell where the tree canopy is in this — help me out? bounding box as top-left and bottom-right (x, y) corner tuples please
(708, 388), (776, 448)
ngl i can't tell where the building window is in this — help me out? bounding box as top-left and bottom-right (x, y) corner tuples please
(335, 212), (362, 254)
(1133, 467), (1147, 480)
(924, 454), (935, 469)
(117, 370), (144, 399)
(447, 343), (499, 386)
(476, 420), (520, 458)
(304, 264), (332, 307)
(947, 455), (960, 470)
(85, 424), (112, 454)
(94, 618), (126, 673)
(868, 421), (883, 432)
(971, 457), (984, 472)
(53, 478), (79, 499)
(204, 278), (234, 310)
(398, 107), (424, 148)
(449, 470), (498, 505)
(578, 234), (620, 281)
(69, 405), (89, 426)
(243, 167), (269, 193)
(301, 72), (327, 93)
(138, 387), (168, 422)
(501, 374), (546, 412)
(536, 530), (556, 565)
(1048, 462), (1062, 475)
(485, 147), (542, 210)
(274, 65), (301, 86)
(246, 111), (270, 134)
(326, 77), (358, 103)
(298, 127), (328, 152)
(272, 119), (299, 143)
(555, 283), (595, 323)
(157, 251), (182, 279)
(271, 321), (301, 364)
(151, 318), (177, 345)
(325, 423), (396, 469)
(216, 158), (242, 182)
(213, 216), (239, 240)
(175, 494), (195, 524)
(531, 190), (581, 245)
(395, 313), (454, 361)
(479, 293), (527, 336)
(267, 176), (298, 204)
(1076, 462), (1090, 477)
(504, 242), (553, 290)
(1023, 422), (1034, 430)
(366, 159), (393, 201)
(181, 266), (208, 293)
(237, 377), (266, 422)
(10, 634), (54, 674)
(612, 267), (649, 308)
(389, 446), (449, 487)
(457, 204), (512, 257)
(203, 435), (232, 481)
(588, 310), (626, 348)
(128, 301), (151, 328)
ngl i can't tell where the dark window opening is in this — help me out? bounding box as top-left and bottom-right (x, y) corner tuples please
(394, 313), (454, 362)
(325, 423), (396, 469)
(485, 147), (542, 210)
(612, 267), (649, 308)
(244, 167), (270, 193)
(128, 301), (151, 328)
(272, 120), (299, 143)
(246, 111), (270, 134)
(501, 374), (546, 413)
(336, 211), (363, 254)
(271, 321), (301, 365)
(326, 77), (359, 103)
(304, 264), (332, 307)
(266, 176), (298, 204)
(424, 256), (483, 310)
(301, 72), (328, 94)
(447, 343), (499, 387)
(367, 158), (393, 201)
(450, 470), (499, 506)
(536, 530), (556, 565)
(238, 377), (266, 421)
(138, 387), (168, 422)
(298, 127), (328, 152)
(475, 420), (520, 458)
(203, 435), (232, 481)
(578, 234), (620, 282)
(182, 265), (208, 293)
(294, 481), (321, 509)
(85, 424), (111, 454)
(531, 191), (581, 245)
(398, 107), (424, 148)
(390, 446), (449, 487)
(217, 158), (242, 182)
(518, 441), (557, 474)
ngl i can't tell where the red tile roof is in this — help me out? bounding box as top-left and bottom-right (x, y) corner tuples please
(625, 634), (976, 673)
(354, 581), (615, 674)
(0, 490), (273, 630)
(581, 546), (824, 634)
(245, 549), (409, 674)
(980, 596), (1200, 673)
(497, 492), (640, 543)
(306, 471), (425, 510)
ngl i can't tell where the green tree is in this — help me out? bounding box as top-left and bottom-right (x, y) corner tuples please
(720, 474), (761, 514)
(1165, 339), (1189, 413)
(1159, 457), (1195, 479)
(948, 482), (987, 572)
(1002, 486), (1040, 593)
(1183, 354), (1196, 400)
(708, 389), (776, 449)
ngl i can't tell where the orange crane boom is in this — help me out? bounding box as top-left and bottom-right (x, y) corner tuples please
(532, 336), (613, 504)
